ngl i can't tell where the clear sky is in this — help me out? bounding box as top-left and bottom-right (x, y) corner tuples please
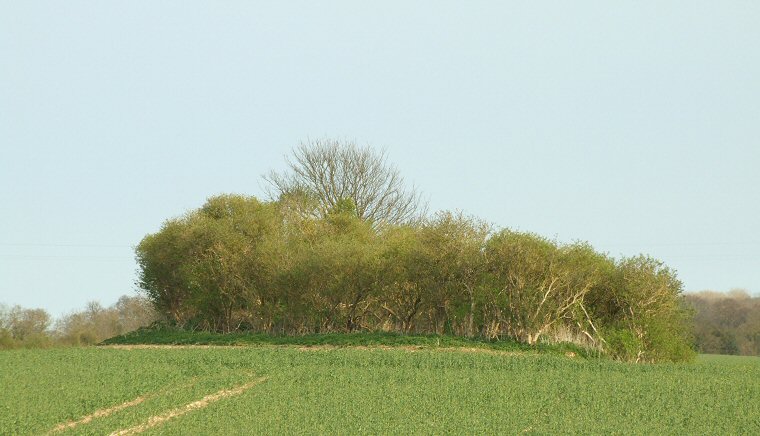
(1, 1), (758, 317)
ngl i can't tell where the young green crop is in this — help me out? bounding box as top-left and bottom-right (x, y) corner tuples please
(1, 347), (758, 435)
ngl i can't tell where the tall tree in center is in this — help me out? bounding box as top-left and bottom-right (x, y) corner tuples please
(265, 138), (426, 227)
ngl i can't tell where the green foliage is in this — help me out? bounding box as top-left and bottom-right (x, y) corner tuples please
(135, 194), (696, 362)
(591, 256), (696, 362)
(483, 231), (616, 348)
(2, 347), (759, 435)
(602, 327), (643, 361)
(136, 195), (282, 332)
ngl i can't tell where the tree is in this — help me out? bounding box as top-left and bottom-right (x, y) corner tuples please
(484, 231), (611, 345)
(485, 231), (559, 343)
(265, 138), (426, 227)
(417, 211), (490, 336)
(686, 290), (760, 356)
(286, 201), (382, 332)
(376, 212), (489, 336)
(0, 305), (53, 348)
(377, 225), (428, 333)
(136, 194), (283, 332)
(601, 256), (694, 362)
(114, 295), (159, 333)
(136, 217), (197, 324)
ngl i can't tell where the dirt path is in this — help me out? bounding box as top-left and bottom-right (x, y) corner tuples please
(102, 343), (545, 357)
(103, 344), (244, 350)
(104, 343), (494, 353)
(294, 344), (530, 356)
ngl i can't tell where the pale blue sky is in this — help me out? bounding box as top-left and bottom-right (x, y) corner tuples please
(1, 1), (758, 317)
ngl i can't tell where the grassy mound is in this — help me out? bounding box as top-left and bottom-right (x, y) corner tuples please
(101, 327), (593, 358)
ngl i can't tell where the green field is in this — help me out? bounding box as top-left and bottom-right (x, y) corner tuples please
(1, 342), (759, 435)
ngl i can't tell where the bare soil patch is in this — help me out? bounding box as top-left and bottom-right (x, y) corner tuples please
(295, 344), (527, 356)
(102, 343), (542, 358)
(103, 344), (243, 350)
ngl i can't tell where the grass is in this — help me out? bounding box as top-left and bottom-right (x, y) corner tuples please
(102, 328), (591, 357)
(2, 334), (759, 434)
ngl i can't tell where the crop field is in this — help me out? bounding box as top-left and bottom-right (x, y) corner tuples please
(1, 344), (759, 435)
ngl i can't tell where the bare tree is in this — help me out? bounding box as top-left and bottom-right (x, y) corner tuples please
(265, 138), (426, 226)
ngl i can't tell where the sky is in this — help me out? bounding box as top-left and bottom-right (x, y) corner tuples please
(1, 1), (759, 317)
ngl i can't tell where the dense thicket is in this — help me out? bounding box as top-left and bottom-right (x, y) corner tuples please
(136, 194), (694, 362)
(686, 290), (760, 356)
(0, 296), (157, 349)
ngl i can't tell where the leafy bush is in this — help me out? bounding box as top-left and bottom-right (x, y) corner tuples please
(601, 326), (644, 361)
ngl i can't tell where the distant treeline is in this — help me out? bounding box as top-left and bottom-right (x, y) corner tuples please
(4, 290), (757, 358)
(686, 290), (760, 356)
(0, 296), (157, 349)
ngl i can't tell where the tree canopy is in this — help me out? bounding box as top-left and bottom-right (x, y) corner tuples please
(265, 138), (426, 227)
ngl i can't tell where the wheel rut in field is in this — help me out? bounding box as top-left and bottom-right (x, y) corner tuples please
(47, 396), (147, 434)
(45, 377), (203, 435)
(108, 377), (268, 435)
